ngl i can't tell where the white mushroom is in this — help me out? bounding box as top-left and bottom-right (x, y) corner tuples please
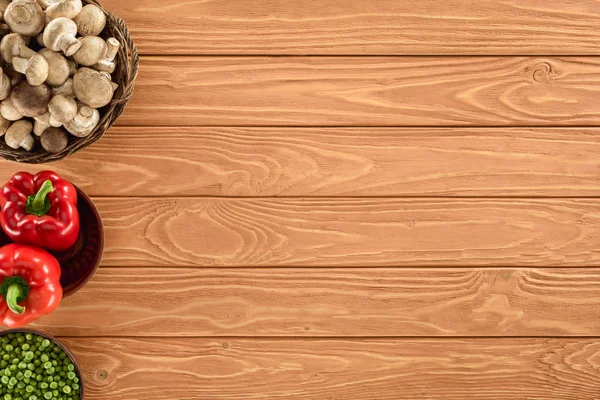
(4, 0), (45, 37)
(35, 32), (44, 47)
(39, 48), (71, 86)
(0, 0), (11, 21)
(52, 77), (73, 96)
(73, 67), (114, 108)
(5, 119), (34, 150)
(0, 114), (11, 136)
(0, 67), (11, 100)
(41, 126), (67, 153)
(33, 112), (51, 136)
(47, 94), (76, 126)
(12, 51), (49, 86)
(93, 37), (118, 73)
(46, 0), (81, 20)
(0, 33), (35, 63)
(73, 4), (105, 36)
(72, 36), (106, 67)
(64, 104), (98, 137)
(43, 17), (81, 56)
(0, 98), (24, 121)
(10, 80), (51, 117)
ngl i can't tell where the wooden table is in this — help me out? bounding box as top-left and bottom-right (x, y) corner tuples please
(2, 1), (600, 398)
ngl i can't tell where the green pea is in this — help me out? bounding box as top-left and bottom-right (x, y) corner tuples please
(24, 353), (34, 361)
(40, 341), (49, 349)
(9, 377), (17, 385)
(21, 344), (29, 351)
(66, 372), (75, 381)
(17, 363), (27, 370)
(25, 386), (33, 393)
(23, 371), (32, 378)
(5, 394), (12, 400)
(2, 375), (10, 384)
(46, 368), (54, 375)
(49, 382), (57, 390)
(65, 365), (73, 373)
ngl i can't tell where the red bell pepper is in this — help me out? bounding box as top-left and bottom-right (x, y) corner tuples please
(0, 244), (62, 328)
(0, 171), (80, 251)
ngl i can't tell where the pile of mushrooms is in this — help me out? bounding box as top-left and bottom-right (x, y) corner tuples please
(0, 0), (118, 154)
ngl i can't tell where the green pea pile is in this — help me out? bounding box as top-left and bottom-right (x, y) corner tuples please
(0, 333), (81, 400)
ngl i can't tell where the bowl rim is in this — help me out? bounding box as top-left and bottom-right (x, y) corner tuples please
(62, 186), (104, 298)
(0, 328), (85, 399)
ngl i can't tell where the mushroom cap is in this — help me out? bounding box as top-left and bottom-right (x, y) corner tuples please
(74, 4), (106, 36)
(0, 113), (10, 136)
(5, 0), (45, 37)
(46, 0), (82, 20)
(64, 104), (99, 137)
(48, 94), (77, 123)
(10, 80), (51, 117)
(13, 53), (49, 86)
(0, 70), (11, 101)
(1, 33), (27, 63)
(41, 126), (67, 153)
(0, 98), (24, 121)
(43, 17), (80, 55)
(73, 67), (114, 108)
(5, 119), (32, 149)
(39, 48), (71, 86)
(72, 36), (107, 66)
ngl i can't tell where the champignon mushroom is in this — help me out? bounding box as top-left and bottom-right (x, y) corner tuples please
(39, 48), (71, 86)
(0, 24), (10, 37)
(4, 0), (45, 37)
(43, 17), (81, 56)
(52, 77), (73, 96)
(73, 4), (105, 36)
(93, 37), (118, 73)
(0, 114), (11, 136)
(41, 126), (67, 153)
(0, 0), (11, 21)
(0, 98), (24, 121)
(1, 33), (35, 63)
(12, 52), (49, 86)
(64, 104), (98, 137)
(73, 67), (114, 108)
(5, 119), (34, 150)
(46, 0), (81, 20)
(48, 94), (76, 126)
(33, 112), (51, 136)
(10, 80), (51, 117)
(0, 68), (11, 100)
(72, 36), (106, 67)
(35, 32), (44, 47)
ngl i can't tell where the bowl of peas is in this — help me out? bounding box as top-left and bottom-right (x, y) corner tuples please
(0, 330), (83, 400)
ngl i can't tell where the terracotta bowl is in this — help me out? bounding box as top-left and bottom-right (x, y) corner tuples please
(0, 186), (104, 297)
(0, 328), (84, 398)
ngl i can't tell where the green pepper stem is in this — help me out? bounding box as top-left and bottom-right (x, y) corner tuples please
(26, 180), (54, 217)
(5, 283), (25, 315)
(32, 180), (53, 212)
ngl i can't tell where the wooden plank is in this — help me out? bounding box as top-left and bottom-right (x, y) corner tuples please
(97, 198), (600, 267)
(66, 337), (600, 399)
(103, 0), (600, 55)
(120, 56), (600, 126)
(34, 268), (600, 337)
(4, 127), (600, 197)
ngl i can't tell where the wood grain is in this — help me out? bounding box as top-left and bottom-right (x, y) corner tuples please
(5, 127), (600, 197)
(66, 337), (600, 399)
(33, 268), (600, 337)
(121, 56), (600, 126)
(97, 198), (600, 267)
(103, 0), (600, 55)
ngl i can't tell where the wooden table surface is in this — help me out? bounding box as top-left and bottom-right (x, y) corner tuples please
(3, 1), (600, 398)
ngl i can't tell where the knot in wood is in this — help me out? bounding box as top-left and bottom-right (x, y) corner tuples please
(532, 62), (554, 83)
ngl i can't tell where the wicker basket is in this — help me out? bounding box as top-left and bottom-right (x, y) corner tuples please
(0, 0), (139, 163)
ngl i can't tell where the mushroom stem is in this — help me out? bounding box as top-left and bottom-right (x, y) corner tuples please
(19, 133), (34, 150)
(12, 52), (49, 86)
(33, 112), (51, 136)
(93, 37), (118, 73)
